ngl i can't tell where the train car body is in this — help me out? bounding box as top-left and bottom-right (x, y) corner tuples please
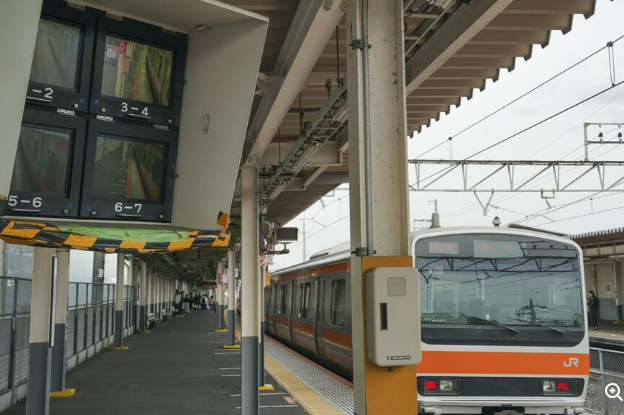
(267, 227), (589, 414)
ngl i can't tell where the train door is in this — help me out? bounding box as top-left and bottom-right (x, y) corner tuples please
(314, 277), (326, 358)
(289, 280), (297, 343)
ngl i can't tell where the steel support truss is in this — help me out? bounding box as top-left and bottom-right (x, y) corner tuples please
(409, 159), (624, 193)
(259, 81), (348, 207)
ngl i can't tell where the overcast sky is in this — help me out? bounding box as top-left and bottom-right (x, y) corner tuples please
(272, 0), (624, 270)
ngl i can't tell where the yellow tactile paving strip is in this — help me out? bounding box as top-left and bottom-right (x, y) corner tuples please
(233, 325), (344, 415)
(264, 354), (344, 415)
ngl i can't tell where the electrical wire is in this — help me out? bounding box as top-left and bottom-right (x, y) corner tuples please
(413, 79), (624, 189)
(532, 204), (624, 228)
(414, 34), (624, 159)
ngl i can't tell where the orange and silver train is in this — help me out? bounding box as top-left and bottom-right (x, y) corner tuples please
(266, 227), (589, 414)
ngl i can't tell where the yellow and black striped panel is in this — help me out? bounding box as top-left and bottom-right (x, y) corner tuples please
(0, 219), (230, 253)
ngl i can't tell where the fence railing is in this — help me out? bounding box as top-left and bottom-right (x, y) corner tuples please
(0, 277), (135, 399)
(587, 347), (624, 414)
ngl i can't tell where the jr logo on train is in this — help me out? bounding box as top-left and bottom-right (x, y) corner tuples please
(265, 227), (588, 415)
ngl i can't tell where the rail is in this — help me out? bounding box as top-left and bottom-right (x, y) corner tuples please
(0, 277), (135, 404)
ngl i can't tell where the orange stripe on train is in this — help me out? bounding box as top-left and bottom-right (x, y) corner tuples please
(417, 351), (589, 376)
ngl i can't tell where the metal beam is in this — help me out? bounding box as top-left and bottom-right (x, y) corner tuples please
(410, 159), (624, 193)
(405, 0), (514, 95)
(244, 0), (344, 166)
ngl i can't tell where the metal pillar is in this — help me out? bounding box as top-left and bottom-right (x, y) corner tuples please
(26, 248), (55, 415)
(258, 263), (264, 387)
(241, 165), (259, 415)
(217, 261), (225, 330)
(227, 249), (237, 347)
(113, 254), (126, 348)
(50, 250), (71, 394)
(347, 1), (417, 414)
(138, 261), (148, 332)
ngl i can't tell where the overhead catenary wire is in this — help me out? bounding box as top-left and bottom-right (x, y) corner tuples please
(414, 34), (624, 160)
(414, 79), (624, 189)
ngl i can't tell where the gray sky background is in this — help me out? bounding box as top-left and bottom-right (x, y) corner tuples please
(272, 0), (624, 270)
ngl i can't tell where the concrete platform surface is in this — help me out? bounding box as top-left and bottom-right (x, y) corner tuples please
(3, 311), (309, 415)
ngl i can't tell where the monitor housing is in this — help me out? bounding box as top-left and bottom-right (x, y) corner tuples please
(2, 0), (268, 231)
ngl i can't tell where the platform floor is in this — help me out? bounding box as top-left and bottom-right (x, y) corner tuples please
(3, 311), (310, 415)
(590, 320), (624, 346)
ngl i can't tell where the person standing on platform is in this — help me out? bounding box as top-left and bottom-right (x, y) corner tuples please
(183, 294), (191, 316)
(587, 290), (600, 330)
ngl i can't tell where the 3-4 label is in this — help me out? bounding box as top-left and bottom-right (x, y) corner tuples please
(120, 102), (149, 117)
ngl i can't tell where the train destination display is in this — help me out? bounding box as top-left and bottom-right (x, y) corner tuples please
(2, 0), (186, 223)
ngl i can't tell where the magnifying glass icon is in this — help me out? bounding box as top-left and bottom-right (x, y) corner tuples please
(606, 383), (624, 401)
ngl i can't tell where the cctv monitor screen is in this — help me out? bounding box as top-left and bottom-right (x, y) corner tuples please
(10, 125), (72, 195)
(92, 135), (165, 202)
(30, 18), (82, 90)
(100, 36), (173, 106)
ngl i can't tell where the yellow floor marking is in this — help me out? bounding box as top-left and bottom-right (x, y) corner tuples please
(107, 346), (129, 351)
(234, 325), (342, 415)
(223, 345), (241, 349)
(264, 355), (343, 415)
(50, 388), (76, 398)
(215, 329), (229, 333)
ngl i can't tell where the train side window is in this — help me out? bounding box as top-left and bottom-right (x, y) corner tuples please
(299, 282), (311, 319)
(279, 285), (288, 314)
(330, 279), (346, 327)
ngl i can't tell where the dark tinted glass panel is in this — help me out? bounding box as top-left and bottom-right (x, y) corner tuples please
(331, 279), (346, 326)
(10, 126), (71, 194)
(30, 19), (81, 89)
(416, 234), (583, 328)
(101, 36), (173, 106)
(92, 136), (164, 201)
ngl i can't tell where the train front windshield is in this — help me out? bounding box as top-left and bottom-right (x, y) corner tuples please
(415, 233), (584, 345)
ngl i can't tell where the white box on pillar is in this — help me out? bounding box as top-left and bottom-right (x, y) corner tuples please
(366, 267), (421, 367)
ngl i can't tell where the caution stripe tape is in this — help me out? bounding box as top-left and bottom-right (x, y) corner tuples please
(0, 219), (230, 253)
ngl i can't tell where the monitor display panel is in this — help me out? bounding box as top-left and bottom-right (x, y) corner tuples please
(2, 106), (86, 218)
(90, 15), (187, 126)
(30, 19), (81, 90)
(92, 135), (165, 202)
(100, 36), (173, 107)
(26, 2), (95, 112)
(10, 125), (72, 195)
(81, 120), (177, 222)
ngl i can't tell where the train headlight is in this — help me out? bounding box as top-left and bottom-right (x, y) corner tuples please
(543, 380), (556, 393)
(542, 379), (575, 396)
(439, 379), (457, 393)
(421, 378), (459, 395)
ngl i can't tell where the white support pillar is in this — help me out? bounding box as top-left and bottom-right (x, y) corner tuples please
(227, 250), (237, 347)
(217, 261), (225, 330)
(50, 250), (71, 395)
(241, 165), (259, 414)
(113, 254), (126, 349)
(26, 248), (55, 415)
(347, 1), (417, 414)
(138, 261), (148, 332)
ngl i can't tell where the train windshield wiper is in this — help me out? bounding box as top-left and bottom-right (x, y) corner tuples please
(506, 317), (566, 334)
(459, 313), (519, 333)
